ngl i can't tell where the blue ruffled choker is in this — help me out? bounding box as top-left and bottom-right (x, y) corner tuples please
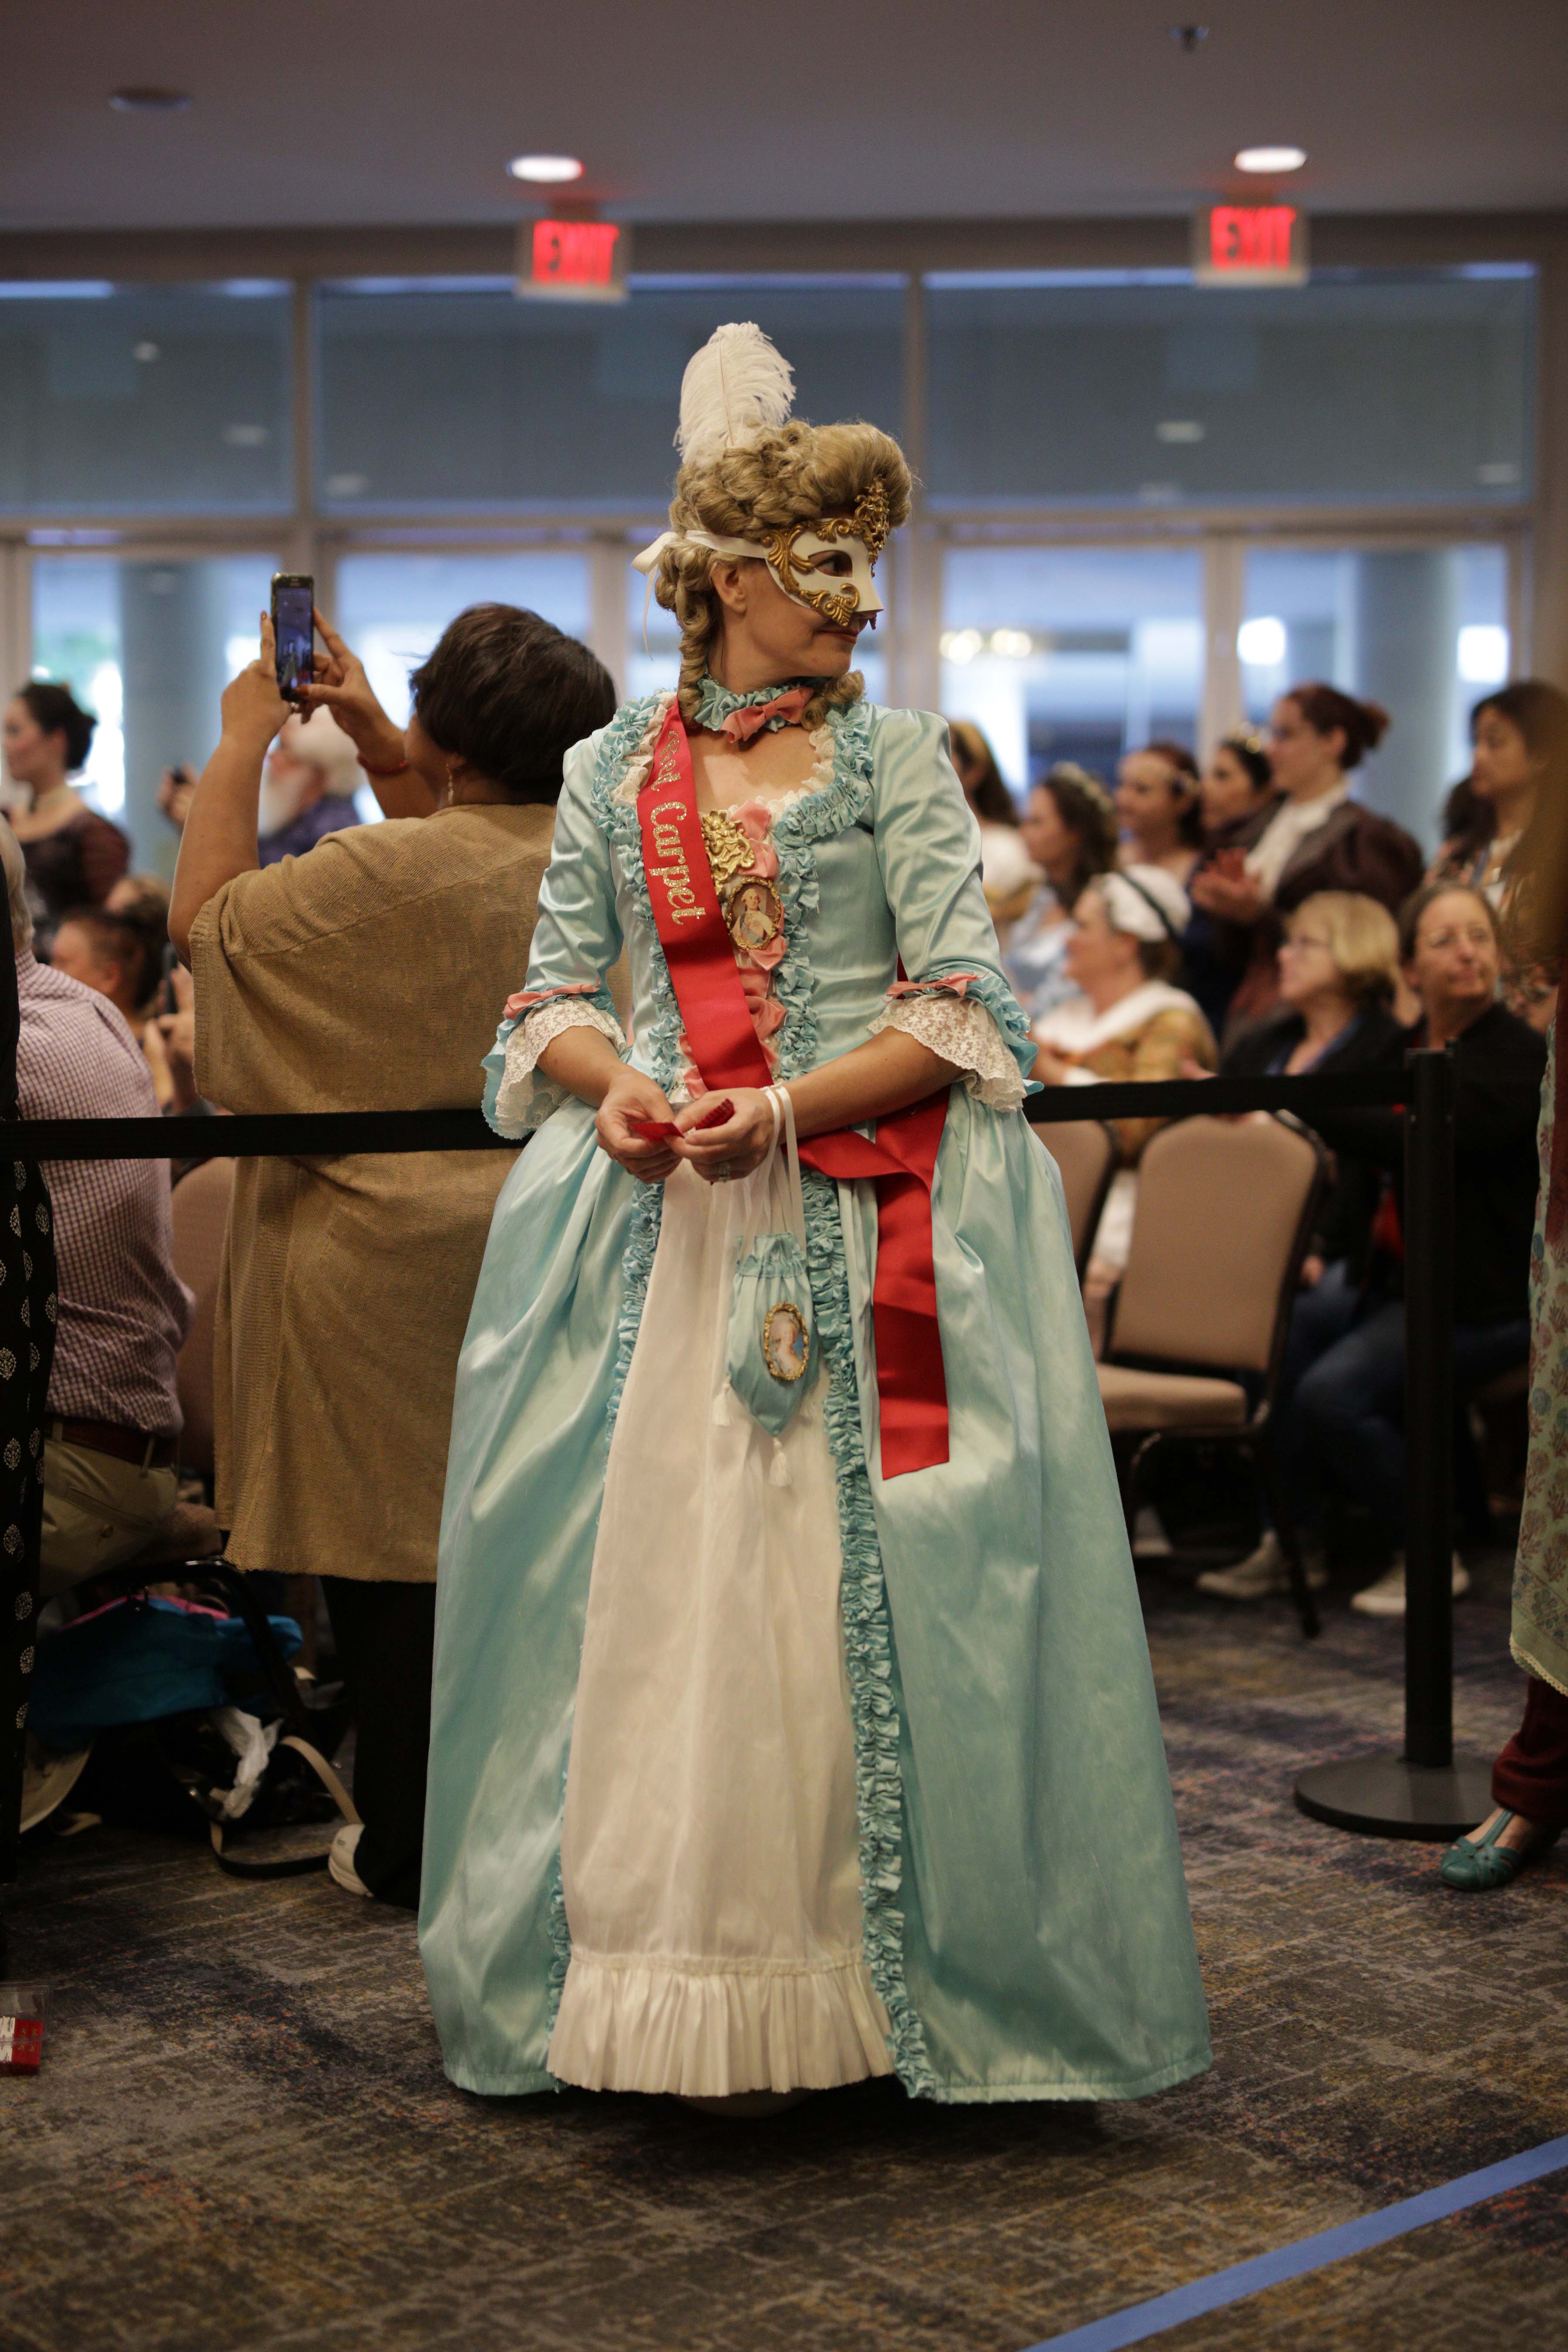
(693, 674), (818, 733)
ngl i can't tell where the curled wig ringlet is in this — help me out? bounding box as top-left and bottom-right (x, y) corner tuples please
(653, 419), (912, 730)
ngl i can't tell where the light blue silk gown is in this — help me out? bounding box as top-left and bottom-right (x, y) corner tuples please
(419, 680), (1211, 2103)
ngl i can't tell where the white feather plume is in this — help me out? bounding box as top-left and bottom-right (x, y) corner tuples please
(676, 322), (795, 464)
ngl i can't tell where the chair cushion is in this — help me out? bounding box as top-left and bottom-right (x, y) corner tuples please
(1096, 1361), (1249, 1432)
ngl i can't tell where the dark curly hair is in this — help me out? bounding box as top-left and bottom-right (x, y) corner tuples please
(17, 680), (96, 772)
(1034, 761), (1120, 905)
(410, 605), (617, 806)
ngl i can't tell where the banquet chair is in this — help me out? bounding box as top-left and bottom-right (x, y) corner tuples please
(1095, 1113), (1327, 1636)
(1040, 1117), (1118, 1280)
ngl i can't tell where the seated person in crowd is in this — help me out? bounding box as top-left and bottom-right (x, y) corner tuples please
(1115, 740), (1203, 887)
(3, 682), (130, 933)
(1181, 733), (1280, 1038)
(947, 719), (1040, 926)
(255, 706), (364, 864)
(1001, 762), (1120, 1026)
(158, 706), (364, 867)
(3, 825), (193, 1597)
(169, 601), (617, 1911)
(1188, 684), (1424, 1035)
(49, 899), (203, 1119)
(1217, 882), (1543, 1619)
(1428, 680), (1568, 1031)
(1031, 865), (1216, 1322)
(1196, 892), (1406, 1603)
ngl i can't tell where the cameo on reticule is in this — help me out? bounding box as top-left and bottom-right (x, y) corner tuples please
(761, 1299), (810, 1384)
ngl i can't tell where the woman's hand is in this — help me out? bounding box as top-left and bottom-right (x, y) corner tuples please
(297, 609), (407, 772)
(154, 964), (200, 1114)
(1031, 1044), (1074, 1085)
(222, 618), (291, 749)
(596, 1068), (683, 1183)
(157, 768), (197, 831)
(672, 1087), (778, 1184)
(1189, 858), (1265, 926)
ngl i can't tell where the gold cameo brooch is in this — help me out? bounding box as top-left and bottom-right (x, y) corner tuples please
(700, 810), (785, 955)
(761, 1300), (809, 1384)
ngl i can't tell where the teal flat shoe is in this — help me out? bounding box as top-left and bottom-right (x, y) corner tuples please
(1439, 1809), (1553, 1891)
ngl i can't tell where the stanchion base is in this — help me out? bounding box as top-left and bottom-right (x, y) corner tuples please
(1295, 1754), (1494, 1841)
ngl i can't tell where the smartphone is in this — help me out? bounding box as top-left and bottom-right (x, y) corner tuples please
(271, 572), (314, 702)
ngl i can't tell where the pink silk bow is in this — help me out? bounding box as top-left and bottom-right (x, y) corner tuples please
(719, 688), (812, 744)
(503, 980), (598, 1022)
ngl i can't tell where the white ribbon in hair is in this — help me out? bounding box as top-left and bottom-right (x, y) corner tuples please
(632, 527), (771, 576)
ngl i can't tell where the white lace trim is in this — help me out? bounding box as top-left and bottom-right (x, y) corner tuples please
(869, 994), (1026, 1113)
(610, 699), (835, 811)
(610, 693), (675, 807)
(493, 1000), (625, 1136)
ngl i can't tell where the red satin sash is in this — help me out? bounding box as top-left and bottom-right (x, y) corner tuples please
(638, 702), (949, 1477)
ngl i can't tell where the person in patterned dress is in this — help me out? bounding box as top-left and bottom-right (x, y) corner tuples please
(0, 823), (57, 1881)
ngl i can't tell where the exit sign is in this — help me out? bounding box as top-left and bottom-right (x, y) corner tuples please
(516, 218), (630, 303)
(1193, 204), (1308, 287)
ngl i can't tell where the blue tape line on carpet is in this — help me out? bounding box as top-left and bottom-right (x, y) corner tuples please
(1024, 2133), (1568, 2352)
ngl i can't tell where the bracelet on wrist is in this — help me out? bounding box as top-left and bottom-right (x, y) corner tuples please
(358, 754), (411, 777)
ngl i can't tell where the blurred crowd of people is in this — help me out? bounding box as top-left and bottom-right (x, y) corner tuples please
(955, 673), (1568, 1619)
(4, 617), (1567, 1907)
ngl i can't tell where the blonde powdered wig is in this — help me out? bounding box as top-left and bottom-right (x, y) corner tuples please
(647, 324), (911, 728)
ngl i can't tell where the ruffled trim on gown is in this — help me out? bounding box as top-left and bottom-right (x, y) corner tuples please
(547, 1946), (895, 2096)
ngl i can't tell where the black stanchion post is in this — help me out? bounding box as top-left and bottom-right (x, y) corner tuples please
(1295, 1045), (1492, 1838)
(1404, 1044), (1456, 1769)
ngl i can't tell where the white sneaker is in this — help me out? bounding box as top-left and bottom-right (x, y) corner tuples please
(1350, 1554), (1470, 1619)
(1196, 1530), (1328, 1601)
(328, 1821), (372, 1898)
(1131, 1505), (1173, 1560)
(19, 1737), (93, 1835)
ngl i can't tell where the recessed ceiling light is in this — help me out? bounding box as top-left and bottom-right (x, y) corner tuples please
(109, 86), (193, 112)
(507, 154), (584, 184)
(1234, 145), (1306, 173)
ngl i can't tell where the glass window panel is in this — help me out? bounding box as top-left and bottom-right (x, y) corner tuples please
(0, 284), (291, 514)
(926, 270), (1534, 511)
(336, 552), (591, 822)
(1240, 541), (1510, 847)
(941, 547), (1203, 796)
(29, 554), (279, 868)
(624, 558), (891, 707)
(318, 279), (905, 514)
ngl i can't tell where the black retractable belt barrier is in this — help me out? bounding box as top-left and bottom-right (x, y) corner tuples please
(4, 1060), (1478, 1845)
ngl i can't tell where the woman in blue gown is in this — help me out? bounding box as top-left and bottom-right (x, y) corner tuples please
(419, 325), (1210, 2105)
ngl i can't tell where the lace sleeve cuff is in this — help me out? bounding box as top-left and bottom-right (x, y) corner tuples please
(485, 995), (626, 1138)
(870, 983), (1027, 1114)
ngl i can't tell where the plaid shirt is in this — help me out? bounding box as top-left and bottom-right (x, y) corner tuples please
(14, 951), (193, 1437)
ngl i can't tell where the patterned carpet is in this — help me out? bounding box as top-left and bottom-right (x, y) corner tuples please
(2, 1548), (1564, 2352)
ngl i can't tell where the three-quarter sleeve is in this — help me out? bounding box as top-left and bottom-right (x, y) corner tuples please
(866, 709), (1035, 1108)
(481, 737), (627, 1137)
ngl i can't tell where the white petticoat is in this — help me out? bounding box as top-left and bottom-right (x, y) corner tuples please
(547, 1158), (894, 2097)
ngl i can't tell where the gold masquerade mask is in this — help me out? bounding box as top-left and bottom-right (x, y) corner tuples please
(632, 479), (892, 628)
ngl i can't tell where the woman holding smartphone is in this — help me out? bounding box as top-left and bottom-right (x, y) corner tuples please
(169, 599), (616, 1910)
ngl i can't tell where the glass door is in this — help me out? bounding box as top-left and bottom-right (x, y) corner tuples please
(29, 552), (280, 875)
(1239, 542), (1511, 846)
(940, 545), (1204, 800)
